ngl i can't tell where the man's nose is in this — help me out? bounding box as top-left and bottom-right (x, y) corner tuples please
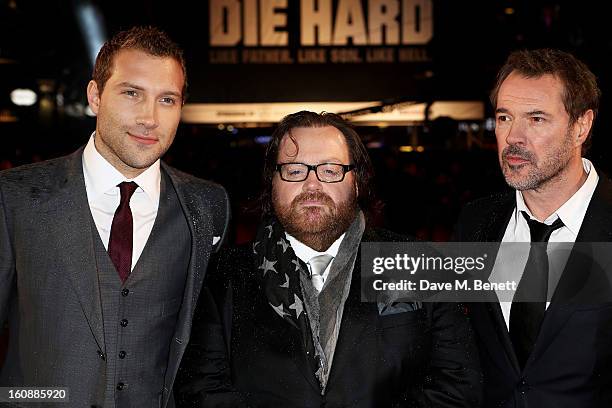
(302, 168), (323, 191)
(135, 100), (159, 129)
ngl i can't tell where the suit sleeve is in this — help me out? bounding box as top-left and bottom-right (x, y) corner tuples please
(418, 303), (482, 408)
(175, 253), (248, 408)
(0, 180), (15, 326)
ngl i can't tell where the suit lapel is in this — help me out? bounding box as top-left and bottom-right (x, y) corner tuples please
(161, 164), (214, 402)
(284, 310), (322, 392)
(478, 194), (521, 372)
(162, 165), (213, 340)
(530, 175), (612, 365)
(43, 149), (105, 351)
(574, 174), (612, 243)
(557, 174), (612, 302)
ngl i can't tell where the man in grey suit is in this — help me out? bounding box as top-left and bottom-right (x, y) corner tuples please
(0, 26), (229, 407)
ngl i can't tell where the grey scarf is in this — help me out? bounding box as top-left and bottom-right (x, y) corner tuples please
(299, 211), (365, 392)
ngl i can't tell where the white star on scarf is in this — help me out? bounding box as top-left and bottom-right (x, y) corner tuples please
(270, 302), (290, 318)
(279, 273), (290, 288)
(289, 294), (304, 319)
(265, 225), (274, 238)
(259, 257), (277, 276)
(277, 237), (290, 253)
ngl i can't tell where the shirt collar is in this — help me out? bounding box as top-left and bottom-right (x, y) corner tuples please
(82, 132), (161, 202)
(285, 232), (345, 264)
(515, 158), (599, 235)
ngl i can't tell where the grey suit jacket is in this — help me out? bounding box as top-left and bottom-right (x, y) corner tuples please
(0, 147), (230, 407)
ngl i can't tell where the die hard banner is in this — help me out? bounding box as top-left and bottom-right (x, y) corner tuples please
(186, 0), (437, 103)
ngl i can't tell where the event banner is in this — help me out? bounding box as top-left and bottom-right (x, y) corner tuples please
(187, 0), (438, 102)
(208, 0), (433, 65)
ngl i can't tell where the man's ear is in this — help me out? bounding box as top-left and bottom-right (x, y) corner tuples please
(574, 109), (594, 147)
(86, 80), (101, 115)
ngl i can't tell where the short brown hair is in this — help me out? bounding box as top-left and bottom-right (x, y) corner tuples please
(92, 26), (187, 99)
(260, 111), (376, 216)
(491, 49), (600, 142)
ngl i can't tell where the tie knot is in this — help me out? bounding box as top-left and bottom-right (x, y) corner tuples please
(521, 211), (564, 242)
(308, 254), (334, 277)
(118, 181), (138, 203)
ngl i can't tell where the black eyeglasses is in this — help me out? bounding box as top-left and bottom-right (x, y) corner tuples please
(276, 162), (355, 183)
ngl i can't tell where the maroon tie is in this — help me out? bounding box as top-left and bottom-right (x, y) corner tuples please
(108, 181), (138, 282)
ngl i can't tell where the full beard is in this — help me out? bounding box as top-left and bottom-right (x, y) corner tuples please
(500, 129), (575, 191)
(273, 190), (358, 252)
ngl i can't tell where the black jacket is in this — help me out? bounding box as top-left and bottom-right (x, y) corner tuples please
(176, 228), (481, 408)
(454, 176), (612, 408)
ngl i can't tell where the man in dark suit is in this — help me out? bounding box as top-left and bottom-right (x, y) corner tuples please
(0, 27), (229, 407)
(454, 49), (612, 407)
(177, 111), (481, 407)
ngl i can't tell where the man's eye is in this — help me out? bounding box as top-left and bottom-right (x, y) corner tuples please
(124, 90), (138, 97)
(496, 115), (509, 122)
(532, 116), (545, 123)
(161, 97), (176, 105)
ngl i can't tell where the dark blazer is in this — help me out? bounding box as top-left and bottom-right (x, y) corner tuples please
(454, 176), (612, 408)
(176, 228), (481, 408)
(0, 148), (230, 407)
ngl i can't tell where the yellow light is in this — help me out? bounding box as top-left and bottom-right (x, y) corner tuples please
(0, 109), (18, 123)
(399, 145), (414, 153)
(504, 7), (515, 15)
(416, 146), (425, 152)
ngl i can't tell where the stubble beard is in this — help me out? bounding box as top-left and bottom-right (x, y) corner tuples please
(96, 122), (169, 175)
(501, 129), (575, 191)
(273, 189), (358, 252)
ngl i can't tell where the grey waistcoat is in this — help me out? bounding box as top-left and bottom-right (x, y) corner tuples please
(91, 171), (190, 407)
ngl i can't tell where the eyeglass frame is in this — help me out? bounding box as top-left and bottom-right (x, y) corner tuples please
(275, 162), (356, 183)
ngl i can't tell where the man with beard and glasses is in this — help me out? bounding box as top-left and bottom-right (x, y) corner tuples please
(454, 49), (612, 407)
(176, 111), (481, 407)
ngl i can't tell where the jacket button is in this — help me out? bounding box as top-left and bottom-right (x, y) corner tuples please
(97, 350), (105, 360)
(121, 288), (130, 297)
(119, 350), (126, 359)
(518, 379), (529, 394)
(120, 319), (128, 327)
(116, 382), (126, 391)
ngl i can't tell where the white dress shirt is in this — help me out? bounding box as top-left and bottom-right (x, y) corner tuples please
(496, 158), (599, 328)
(82, 133), (161, 271)
(286, 232), (345, 287)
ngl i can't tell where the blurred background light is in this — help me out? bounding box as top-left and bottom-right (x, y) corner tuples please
(10, 89), (37, 106)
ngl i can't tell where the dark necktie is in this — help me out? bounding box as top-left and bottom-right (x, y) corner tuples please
(108, 182), (138, 283)
(510, 211), (564, 368)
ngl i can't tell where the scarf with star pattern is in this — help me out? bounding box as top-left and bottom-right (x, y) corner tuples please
(252, 216), (320, 373)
